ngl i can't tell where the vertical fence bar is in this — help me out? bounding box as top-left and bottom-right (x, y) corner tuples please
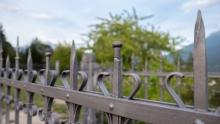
(24, 57), (37, 122)
(82, 54), (88, 124)
(5, 55), (12, 124)
(145, 59), (148, 99)
(131, 53), (135, 124)
(14, 37), (21, 124)
(159, 52), (163, 101)
(131, 52), (134, 72)
(193, 10), (208, 111)
(177, 57), (181, 97)
(112, 41), (123, 124)
(87, 53), (96, 124)
(68, 40), (79, 123)
(0, 40), (3, 124)
(27, 49), (32, 124)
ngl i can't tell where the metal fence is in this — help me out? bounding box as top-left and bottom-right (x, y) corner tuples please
(0, 10), (220, 124)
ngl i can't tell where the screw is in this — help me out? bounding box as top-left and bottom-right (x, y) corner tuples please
(11, 82), (14, 85)
(24, 85), (26, 88)
(41, 89), (43, 92)
(66, 94), (70, 99)
(109, 103), (114, 111)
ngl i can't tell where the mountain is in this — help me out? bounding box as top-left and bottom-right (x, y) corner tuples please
(180, 30), (220, 72)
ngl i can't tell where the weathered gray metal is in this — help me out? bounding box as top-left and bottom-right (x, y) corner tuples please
(0, 10), (219, 124)
(11, 37), (23, 124)
(193, 10), (208, 111)
(61, 40), (88, 124)
(38, 52), (59, 124)
(23, 49), (37, 124)
(4, 55), (13, 124)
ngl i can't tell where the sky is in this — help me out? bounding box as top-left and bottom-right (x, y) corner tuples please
(0, 0), (220, 48)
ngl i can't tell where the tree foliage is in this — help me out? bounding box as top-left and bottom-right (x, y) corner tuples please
(0, 23), (15, 65)
(51, 41), (84, 73)
(19, 38), (53, 70)
(84, 9), (183, 71)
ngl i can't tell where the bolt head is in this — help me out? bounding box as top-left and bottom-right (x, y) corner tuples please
(66, 94), (70, 99)
(109, 103), (114, 111)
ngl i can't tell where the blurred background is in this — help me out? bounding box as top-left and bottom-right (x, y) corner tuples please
(0, 0), (220, 123)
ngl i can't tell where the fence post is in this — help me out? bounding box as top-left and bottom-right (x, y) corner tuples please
(193, 10), (208, 111)
(87, 53), (96, 124)
(112, 41), (123, 124)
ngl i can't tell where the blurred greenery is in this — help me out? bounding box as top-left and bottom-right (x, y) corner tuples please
(51, 41), (85, 73)
(83, 9), (184, 71)
(0, 24), (16, 65)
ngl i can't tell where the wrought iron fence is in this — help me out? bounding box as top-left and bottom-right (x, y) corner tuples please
(0, 10), (220, 124)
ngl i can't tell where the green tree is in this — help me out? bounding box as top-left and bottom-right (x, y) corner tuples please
(19, 38), (53, 70)
(0, 23), (15, 65)
(83, 9), (183, 71)
(51, 41), (84, 73)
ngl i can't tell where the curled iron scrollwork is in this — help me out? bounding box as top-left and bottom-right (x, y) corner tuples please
(38, 68), (59, 124)
(97, 72), (141, 124)
(165, 72), (185, 108)
(60, 70), (88, 124)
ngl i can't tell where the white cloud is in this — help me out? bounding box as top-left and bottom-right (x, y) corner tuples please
(181, 0), (220, 12)
(30, 13), (54, 20)
(0, 2), (20, 12)
(82, 7), (91, 13)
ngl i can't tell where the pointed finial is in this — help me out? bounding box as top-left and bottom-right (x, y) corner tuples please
(194, 10), (204, 45)
(70, 40), (78, 90)
(27, 48), (32, 72)
(6, 55), (10, 69)
(16, 36), (20, 58)
(193, 10), (208, 111)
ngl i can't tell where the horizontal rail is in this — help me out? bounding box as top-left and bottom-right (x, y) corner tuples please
(1, 77), (219, 124)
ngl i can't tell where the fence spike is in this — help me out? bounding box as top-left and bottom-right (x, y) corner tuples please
(6, 55), (10, 78)
(27, 48), (32, 82)
(193, 10), (208, 111)
(70, 40), (78, 90)
(45, 52), (51, 85)
(15, 36), (20, 75)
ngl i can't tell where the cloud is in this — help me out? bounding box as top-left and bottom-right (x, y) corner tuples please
(82, 7), (92, 13)
(181, 0), (220, 12)
(30, 13), (54, 20)
(0, 2), (20, 12)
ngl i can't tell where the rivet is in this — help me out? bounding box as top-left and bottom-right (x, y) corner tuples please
(194, 119), (204, 124)
(66, 94), (70, 99)
(41, 89), (43, 92)
(24, 85), (26, 88)
(109, 103), (114, 111)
